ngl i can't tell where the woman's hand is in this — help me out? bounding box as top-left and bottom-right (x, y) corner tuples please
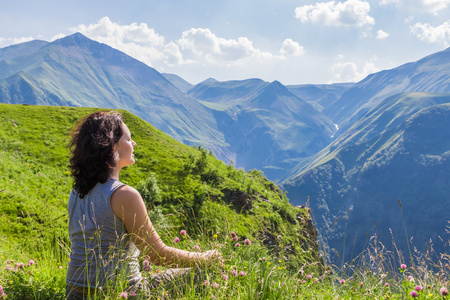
(201, 249), (224, 267)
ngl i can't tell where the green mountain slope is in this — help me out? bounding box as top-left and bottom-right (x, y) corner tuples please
(282, 93), (450, 263)
(0, 103), (322, 272)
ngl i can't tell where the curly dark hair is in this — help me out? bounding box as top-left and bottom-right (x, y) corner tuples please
(69, 111), (124, 198)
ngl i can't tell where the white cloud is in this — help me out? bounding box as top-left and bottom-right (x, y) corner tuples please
(376, 29), (390, 39)
(177, 28), (273, 64)
(69, 17), (168, 67)
(411, 21), (450, 45)
(329, 56), (379, 83)
(379, 0), (450, 14)
(280, 39), (305, 57)
(295, 0), (375, 27)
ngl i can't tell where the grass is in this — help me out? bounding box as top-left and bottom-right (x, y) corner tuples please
(1, 224), (450, 299)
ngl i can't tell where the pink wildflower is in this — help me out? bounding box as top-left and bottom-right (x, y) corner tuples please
(440, 287), (449, 296)
(410, 290), (418, 297)
(385, 282), (390, 287)
(180, 229), (187, 237)
(302, 280), (306, 284)
(306, 274), (312, 280)
(232, 236), (238, 241)
(174, 237), (180, 243)
(129, 291), (136, 296)
(0, 286), (2, 294)
(143, 260), (151, 271)
(59, 266), (63, 270)
(203, 280), (209, 286)
(313, 278), (319, 283)
(119, 291), (128, 298)
(244, 239), (251, 245)
(222, 274), (229, 281)
(239, 271), (246, 276)
(415, 285), (422, 291)
(230, 232), (236, 238)
(340, 279), (346, 284)
(212, 282), (219, 288)
(231, 269), (237, 276)
(211, 296), (216, 299)
(194, 245), (201, 252)
(235, 242), (241, 248)
(6, 261), (10, 264)
(28, 260), (35, 266)
(400, 264), (407, 270)
(408, 276), (414, 281)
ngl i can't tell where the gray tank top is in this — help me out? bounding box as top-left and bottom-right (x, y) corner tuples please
(66, 178), (142, 289)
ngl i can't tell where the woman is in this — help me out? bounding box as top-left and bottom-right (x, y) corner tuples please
(66, 111), (222, 299)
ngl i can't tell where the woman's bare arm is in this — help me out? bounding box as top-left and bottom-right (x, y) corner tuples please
(110, 185), (222, 268)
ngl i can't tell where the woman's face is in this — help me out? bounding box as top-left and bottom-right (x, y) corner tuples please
(115, 123), (136, 169)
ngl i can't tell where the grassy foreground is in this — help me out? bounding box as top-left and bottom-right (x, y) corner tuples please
(0, 103), (449, 299)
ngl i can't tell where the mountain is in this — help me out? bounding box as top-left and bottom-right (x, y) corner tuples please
(0, 33), (226, 149)
(188, 79), (337, 180)
(325, 47), (450, 136)
(286, 83), (353, 112)
(162, 72), (194, 93)
(282, 92), (450, 263)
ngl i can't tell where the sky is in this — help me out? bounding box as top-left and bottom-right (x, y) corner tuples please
(0, 0), (449, 85)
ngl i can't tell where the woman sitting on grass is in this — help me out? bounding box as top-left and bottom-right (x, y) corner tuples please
(66, 111), (223, 299)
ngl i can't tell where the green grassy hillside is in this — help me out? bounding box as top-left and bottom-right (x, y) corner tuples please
(0, 103), (322, 268)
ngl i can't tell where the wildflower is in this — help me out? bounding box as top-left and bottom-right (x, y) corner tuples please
(302, 280), (306, 284)
(262, 257), (266, 261)
(194, 245), (201, 251)
(213, 234), (218, 239)
(235, 243), (241, 248)
(231, 269), (237, 276)
(59, 266), (63, 270)
(440, 287), (449, 296)
(314, 278), (319, 283)
(244, 239), (251, 245)
(307, 274), (312, 280)
(410, 290), (418, 297)
(400, 264), (407, 270)
(211, 296), (216, 299)
(119, 291), (128, 298)
(408, 276), (414, 281)
(129, 291), (136, 296)
(222, 274), (229, 281)
(239, 271), (246, 276)
(174, 237), (180, 243)
(203, 280), (209, 286)
(230, 232), (236, 238)
(212, 282), (219, 288)
(232, 237), (238, 241)
(0, 286), (2, 294)
(28, 260), (35, 266)
(340, 279), (346, 284)
(180, 230), (187, 237)
(6, 261), (10, 264)
(415, 285), (422, 292)
(143, 260), (151, 271)
(385, 283), (390, 287)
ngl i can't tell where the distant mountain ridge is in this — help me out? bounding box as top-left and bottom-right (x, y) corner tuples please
(326, 47), (450, 136)
(187, 78), (337, 179)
